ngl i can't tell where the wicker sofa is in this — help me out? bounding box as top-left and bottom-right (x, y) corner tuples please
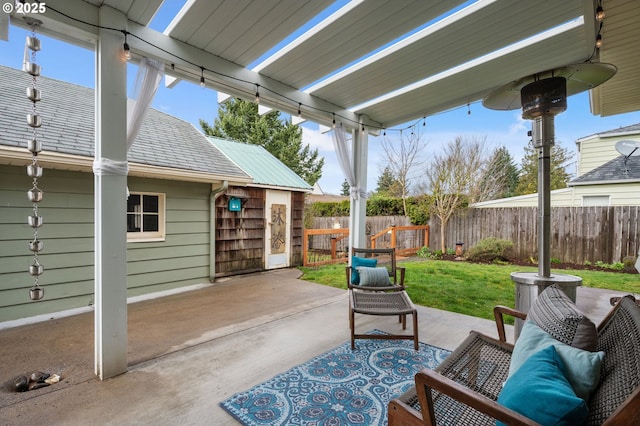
(388, 285), (640, 425)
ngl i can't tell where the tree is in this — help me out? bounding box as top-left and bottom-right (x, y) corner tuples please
(380, 130), (425, 215)
(481, 146), (520, 200)
(424, 136), (488, 253)
(340, 179), (350, 196)
(515, 138), (574, 195)
(200, 98), (324, 185)
(375, 166), (398, 196)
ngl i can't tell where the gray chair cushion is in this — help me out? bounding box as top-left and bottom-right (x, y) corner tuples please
(528, 284), (597, 351)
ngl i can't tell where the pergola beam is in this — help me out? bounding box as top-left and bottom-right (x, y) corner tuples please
(22, 0), (380, 132)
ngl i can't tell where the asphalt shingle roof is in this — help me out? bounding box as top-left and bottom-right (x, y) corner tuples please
(208, 137), (312, 191)
(570, 155), (640, 184)
(0, 65), (249, 180)
(578, 123), (640, 140)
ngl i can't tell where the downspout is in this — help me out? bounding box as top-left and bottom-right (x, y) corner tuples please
(210, 181), (228, 281)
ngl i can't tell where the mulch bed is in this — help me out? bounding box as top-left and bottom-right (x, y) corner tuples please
(436, 254), (638, 274)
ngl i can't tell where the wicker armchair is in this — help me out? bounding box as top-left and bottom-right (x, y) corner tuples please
(388, 295), (640, 425)
(347, 248), (418, 350)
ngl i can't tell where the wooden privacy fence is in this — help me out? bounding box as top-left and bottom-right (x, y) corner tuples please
(429, 206), (640, 264)
(304, 216), (429, 266)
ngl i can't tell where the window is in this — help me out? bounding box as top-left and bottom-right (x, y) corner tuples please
(127, 192), (165, 241)
(582, 195), (610, 207)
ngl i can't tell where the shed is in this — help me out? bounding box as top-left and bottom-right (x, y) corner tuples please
(208, 137), (312, 275)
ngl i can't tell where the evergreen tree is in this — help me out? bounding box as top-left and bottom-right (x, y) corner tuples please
(200, 98), (324, 185)
(482, 146), (520, 199)
(376, 166), (397, 196)
(340, 179), (350, 196)
(515, 139), (573, 195)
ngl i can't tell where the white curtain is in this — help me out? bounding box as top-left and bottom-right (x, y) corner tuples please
(127, 57), (164, 150)
(93, 57), (165, 178)
(332, 124), (366, 200)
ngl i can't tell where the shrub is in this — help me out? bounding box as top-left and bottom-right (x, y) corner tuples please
(416, 246), (442, 259)
(465, 237), (514, 263)
(622, 256), (637, 273)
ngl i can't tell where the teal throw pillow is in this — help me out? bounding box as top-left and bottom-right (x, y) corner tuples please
(356, 266), (391, 287)
(350, 256), (377, 284)
(497, 345), (589, 426)
(510, 321), (605, 401)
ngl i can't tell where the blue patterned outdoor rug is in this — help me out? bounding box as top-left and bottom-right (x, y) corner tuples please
(219, 330), (450, 425)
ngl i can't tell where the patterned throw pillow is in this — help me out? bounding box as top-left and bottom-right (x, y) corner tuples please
(356, 267), (391, 287)
(527, 284), (597, 351)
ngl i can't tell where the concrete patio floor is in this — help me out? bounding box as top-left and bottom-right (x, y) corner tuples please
(0, 268), (627, 425)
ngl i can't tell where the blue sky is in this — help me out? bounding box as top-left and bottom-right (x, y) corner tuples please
(2, 2), (640, 194)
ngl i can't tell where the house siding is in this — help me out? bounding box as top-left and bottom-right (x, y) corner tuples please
(572, 182), (640, 206)
(0, 165), (212, 323)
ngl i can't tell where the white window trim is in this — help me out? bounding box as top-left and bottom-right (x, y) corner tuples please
(582, 195), (610, 207)
(127, 191), (166, 242)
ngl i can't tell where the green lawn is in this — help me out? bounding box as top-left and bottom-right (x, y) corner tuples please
(299, 259), (640, 322)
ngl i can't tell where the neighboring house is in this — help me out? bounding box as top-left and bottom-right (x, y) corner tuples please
(474, 123), (640, 208)
(0, 65), (309, 324)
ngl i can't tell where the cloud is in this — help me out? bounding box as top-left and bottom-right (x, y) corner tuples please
(302, 125), (335, 153)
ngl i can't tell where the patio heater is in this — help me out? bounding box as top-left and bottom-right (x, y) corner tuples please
(483, 62), (617, 337)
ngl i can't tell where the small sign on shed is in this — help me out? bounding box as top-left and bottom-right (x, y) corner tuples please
(228, 197), (242, 212)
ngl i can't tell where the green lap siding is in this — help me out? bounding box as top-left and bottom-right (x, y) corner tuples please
(0, 165), (212, 323)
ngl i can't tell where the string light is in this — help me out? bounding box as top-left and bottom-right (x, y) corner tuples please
(332, 112), (336, 128)
(122, 33), (131, 61)
(467, 102), (471, 115)
(595, 34), (603, 49)
(595, 5), (605, 22)
(255, 84), (260, 104)
(44, 3), (483, 135)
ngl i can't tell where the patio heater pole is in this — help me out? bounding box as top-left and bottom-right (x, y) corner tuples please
(533, 115), (553, 278)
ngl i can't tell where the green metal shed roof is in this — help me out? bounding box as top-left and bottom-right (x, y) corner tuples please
(208, 137), (312, 192)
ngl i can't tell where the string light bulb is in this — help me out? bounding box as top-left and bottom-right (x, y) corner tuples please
(595, 34), (603, 48)
(332, 112), (336, 128)
(595, 5), (605, 22)
(200, 67), (205, 87)
(297, 103), (302, 118)
(255, 84), (260, 104)
(122, 32), (131, 61)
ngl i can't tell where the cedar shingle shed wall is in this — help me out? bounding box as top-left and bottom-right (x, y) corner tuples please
(214, 188), (306, 277)
(215, 187), (266, 277)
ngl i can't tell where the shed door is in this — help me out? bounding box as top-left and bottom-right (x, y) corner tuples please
(265, 189), (291, 269)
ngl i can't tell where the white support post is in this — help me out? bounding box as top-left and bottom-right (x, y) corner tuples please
(94, 6), (128, 380)
(349, 126), (368, 250)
